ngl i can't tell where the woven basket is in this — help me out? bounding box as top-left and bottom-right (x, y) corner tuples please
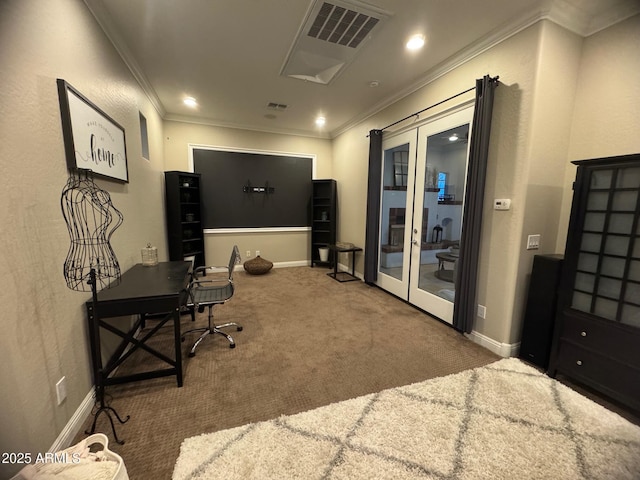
(243, 255), (273, 275)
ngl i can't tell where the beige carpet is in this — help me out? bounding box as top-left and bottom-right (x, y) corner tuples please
(173, 358), (640, 480)
(76, 266), (500, 478)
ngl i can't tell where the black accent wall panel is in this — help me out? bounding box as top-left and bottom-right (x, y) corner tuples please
(193, 149), (313, 228)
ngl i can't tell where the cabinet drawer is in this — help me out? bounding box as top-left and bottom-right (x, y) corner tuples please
(561, 313), (640, 367)
(556, 341), (640, 409)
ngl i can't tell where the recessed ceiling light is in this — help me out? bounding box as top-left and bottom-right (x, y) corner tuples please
(183, 96), (197, 108)
(315, 116), (326, 127)
(406, 34), (425, 51)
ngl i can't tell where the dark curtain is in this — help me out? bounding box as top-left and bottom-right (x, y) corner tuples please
(364, 129), (383, 283)
(453, 75), (498, 333)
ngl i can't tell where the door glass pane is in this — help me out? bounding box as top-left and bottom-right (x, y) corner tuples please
(574, 272), (595, 293)
(584, 212), (605, 232)
(587, 192), (609, 210)
(629, 260), (640, 282)
(572, 291), (592, 312)
(379, 143), (409, 281)
(577, 252), (598, 273)
(625, 282), (640, 303)
(580, 233), (601, 253)
(601, 256), (625, 278)
(417, 124), (468, 302)
(594, 297), (618, 320)
(597, 277), (621, 299)
(612, 190), (638, 211)
(604, 235), (629, 256)
(621, 304), (640, 327)
(590, 169), (612, 189)
(609, 213), (633, 234)
(616, 167), (640, 188)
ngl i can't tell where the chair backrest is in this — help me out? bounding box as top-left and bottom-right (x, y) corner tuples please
(227, 245), (241, 281)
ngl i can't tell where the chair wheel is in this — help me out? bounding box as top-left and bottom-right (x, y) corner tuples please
(229, 343), (236, 349)
(237, 326), (243, 331)
(188, 351), (196, 357)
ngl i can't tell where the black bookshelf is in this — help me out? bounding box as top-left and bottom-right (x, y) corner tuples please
(311, 179), (337, 268)
(164, 171), (205, 268)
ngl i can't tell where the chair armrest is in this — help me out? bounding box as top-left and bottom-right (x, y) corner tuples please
(192, 278), (231, 287)
(194, 265), (229, 273)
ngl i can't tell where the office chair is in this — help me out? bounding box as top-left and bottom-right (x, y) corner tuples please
(182, 245), (243, 356)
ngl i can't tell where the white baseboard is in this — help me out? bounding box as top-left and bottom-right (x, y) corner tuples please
(465, 330), (520, 358)
(273, 260), (310, 268)
(49, 388), (95, 452)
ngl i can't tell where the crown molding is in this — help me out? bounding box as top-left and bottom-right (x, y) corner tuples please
(331, 1), (640, 138)
(83, 0), (165, 117)
(331, 7), (547, 138)
(164, 113), (332, 140)
(545, 0), (640, 36)
(85, 0), (639, 141)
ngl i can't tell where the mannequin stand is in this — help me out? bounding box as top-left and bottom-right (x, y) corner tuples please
(85, 385), (129, 445)
(86, 268), (130, 444)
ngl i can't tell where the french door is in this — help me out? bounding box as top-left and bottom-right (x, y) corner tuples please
(376, 107), (473, 324)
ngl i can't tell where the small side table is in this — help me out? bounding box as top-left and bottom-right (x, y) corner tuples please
(328, 244), (363, 282)
(435, 251), (457, 282)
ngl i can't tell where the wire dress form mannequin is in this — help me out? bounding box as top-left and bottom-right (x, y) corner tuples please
(61, 168), (129, 443)
(61, 168), (123, 291)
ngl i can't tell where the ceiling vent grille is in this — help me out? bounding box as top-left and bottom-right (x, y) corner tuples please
(281, 0), (390, 85)
(267, 102), (289, 110)
(307, 2), (380, 49)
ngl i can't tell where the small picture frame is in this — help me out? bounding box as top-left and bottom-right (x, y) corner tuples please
(57, 79), (129, 182)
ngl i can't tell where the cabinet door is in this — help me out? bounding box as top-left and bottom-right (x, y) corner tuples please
(549, 158), (640, 410)
(568, 164), (640, 327)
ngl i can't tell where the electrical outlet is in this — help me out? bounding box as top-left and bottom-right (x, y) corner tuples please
(246, 250), (251, 258)
(255, 250), (260, 257)
(56, 376), (67, 405)
(477, 305), (486, 319)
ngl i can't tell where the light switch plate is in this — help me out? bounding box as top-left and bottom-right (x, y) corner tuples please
(527, 234), (541, 250)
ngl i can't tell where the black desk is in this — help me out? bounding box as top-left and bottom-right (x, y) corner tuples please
(86, 261), (192, 389)
(327, 244), (362, 282)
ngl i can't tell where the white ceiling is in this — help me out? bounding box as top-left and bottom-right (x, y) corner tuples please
(84, 0), (639, 139)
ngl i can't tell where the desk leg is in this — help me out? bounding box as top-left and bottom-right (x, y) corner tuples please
(350, 251), (356, 276)
(174, 307), (183, 387)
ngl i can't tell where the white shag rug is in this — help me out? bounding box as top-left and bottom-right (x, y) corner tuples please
(173, 358), (640, 479)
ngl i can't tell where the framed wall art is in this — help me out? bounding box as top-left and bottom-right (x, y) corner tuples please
(57, 79), (129, 182)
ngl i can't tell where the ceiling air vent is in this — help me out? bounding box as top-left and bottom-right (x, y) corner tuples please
(267, 102), (289, 111)
(281, 0), (391, 85)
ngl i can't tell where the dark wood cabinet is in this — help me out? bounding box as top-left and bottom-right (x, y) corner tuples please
(311, 179), (337, 268)
(548, 153), (640, 412)
(164, 171), (205, 268)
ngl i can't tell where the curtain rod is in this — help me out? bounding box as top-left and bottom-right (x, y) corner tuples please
(375, 75), (499, 134)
